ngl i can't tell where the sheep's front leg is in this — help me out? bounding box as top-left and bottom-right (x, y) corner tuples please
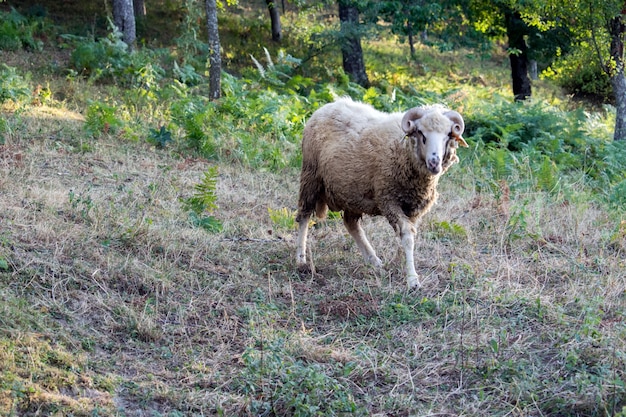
(398, 218), (421, 289)
(343, 212), (383, 268)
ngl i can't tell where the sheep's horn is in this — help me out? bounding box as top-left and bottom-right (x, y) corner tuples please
(401, 107), (428, 134)
(444, 110), (465, 138)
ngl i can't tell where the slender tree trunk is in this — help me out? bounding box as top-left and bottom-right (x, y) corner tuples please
(407, 20), (415, 58)
(338, 0), (369, 87)
(265, 0), (282, 42)
(205, 0), (221, 100)
(113, 0), (136, 48)
(134, 0), (146, 20)
(609, 12), (626, 140)
(505, 10), (531, 101)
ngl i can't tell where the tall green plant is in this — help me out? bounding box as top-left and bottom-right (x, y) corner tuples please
(181, 166), (222, 232)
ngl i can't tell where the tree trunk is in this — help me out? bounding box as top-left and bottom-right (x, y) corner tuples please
(205, 0), (221, 100)
(612, 75), (626, 140)
(265, 0), (282, 42)
(112, 0), (136, 48)
(609, 12), (626, 140)
(338, 0), (369, 87)
(407, 20), (415, 58)
(134, 0), (146, 20)
(505, 10), (531, 101)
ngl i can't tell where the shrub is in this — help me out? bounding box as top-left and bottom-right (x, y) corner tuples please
(0, 65), (31, 104)
(84, 100), (124, 137)
(65, 23), (165, 87)
(542, 43), (612, 103)
(0, 8), (45, 51)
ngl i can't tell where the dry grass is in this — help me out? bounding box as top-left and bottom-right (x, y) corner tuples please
(1, 98), (625, 416)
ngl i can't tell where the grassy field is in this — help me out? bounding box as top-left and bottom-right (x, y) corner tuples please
(1, 5), (626, 416)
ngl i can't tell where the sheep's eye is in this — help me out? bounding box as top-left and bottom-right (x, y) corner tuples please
(418, 130), (426, 145)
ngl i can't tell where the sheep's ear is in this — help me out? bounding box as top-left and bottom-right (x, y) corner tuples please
(401, 107), (428, 134)
(454, 134), (469, 148)
(444, 110), (465, 138)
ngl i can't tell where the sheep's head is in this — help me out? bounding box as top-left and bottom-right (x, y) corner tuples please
(402, 106), (467, 175)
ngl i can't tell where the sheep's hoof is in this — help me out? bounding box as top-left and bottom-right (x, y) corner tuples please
(367, 256), (383, 268)
(297, 263), (312, 275)
(406, 275), (421, 291)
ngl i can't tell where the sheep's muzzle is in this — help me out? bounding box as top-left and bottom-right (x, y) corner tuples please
(427, 155), (442, 175)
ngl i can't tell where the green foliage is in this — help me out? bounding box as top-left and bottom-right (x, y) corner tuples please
(543, 43), (612, 102)
(428, 220), (468, 241)
(146, 125), (173, 149)
(368, 0), (442, 50)
(84, 101), (123, 137)
(268, 207), (297, 231)
(616, 406), (626, 417)
(239, 335), (360, 416)
(0, 118), (6, 144)
(182, 167), (219, 215)
(0, 65), (31, 104)
(465, 97), (625, 209)
(181, 167), (222, 233)
(250, 47), (306, 91)
(0, 8), (45, 51)
(608, 180), (626, 212)
(173, 0), (209, 69)
(65, 23), (166, 87)
(68, 190), (94, 223)
(535, 155), (558, 192)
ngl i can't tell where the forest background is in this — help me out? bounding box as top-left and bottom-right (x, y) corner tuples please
(0, 0), (625, 416)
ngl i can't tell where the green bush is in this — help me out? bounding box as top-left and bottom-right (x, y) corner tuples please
(0, 8), (45, 51)
(84, 100), (124, 137)
(0, 64), (31, 104)
(65, 23), (165, 87)
(543, 43), (612, 103)
(462, 96), (625, 210)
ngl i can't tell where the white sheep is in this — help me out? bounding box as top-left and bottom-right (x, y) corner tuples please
(295, 97), (467, 289)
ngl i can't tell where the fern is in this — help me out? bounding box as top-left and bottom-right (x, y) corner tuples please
(250, 54), (266, 78)
(536, 155), (558, 192)
(181, 167), (222, 233)
(182, 166), (219, 215)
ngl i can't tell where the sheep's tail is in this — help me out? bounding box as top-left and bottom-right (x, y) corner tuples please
(296, 193), (328, 222)
(296, 167), (327, 222)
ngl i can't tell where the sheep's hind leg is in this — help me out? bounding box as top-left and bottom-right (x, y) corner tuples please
(398, 219), (421, 289)
(296, 212), (312, 273)
(343, 212), (383, 268)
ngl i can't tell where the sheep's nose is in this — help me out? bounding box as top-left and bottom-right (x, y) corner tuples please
(428, 154), (441, 174)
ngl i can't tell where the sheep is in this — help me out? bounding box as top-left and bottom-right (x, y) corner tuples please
(295, 97), (467, 289)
